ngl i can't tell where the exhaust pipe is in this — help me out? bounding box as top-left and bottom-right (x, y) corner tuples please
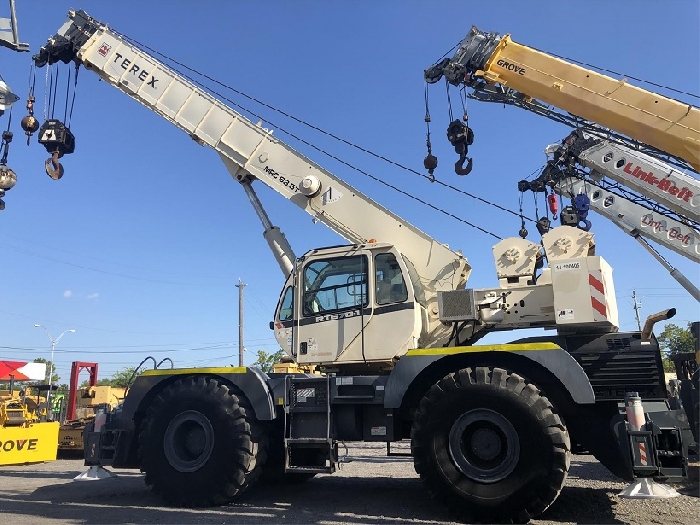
(641, 308), (676, 341)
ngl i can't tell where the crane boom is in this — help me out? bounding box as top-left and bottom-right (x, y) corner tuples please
(34, 10), (469, 294)
(426, 26), (700, 172)
(539, 131), (700, 262)
(570, 134), (700, 221)
(556, 176), (699, 263)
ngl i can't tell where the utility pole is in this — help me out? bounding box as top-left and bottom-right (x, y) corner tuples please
(632, 290), (642, 331)
(236, 279), (246, 367)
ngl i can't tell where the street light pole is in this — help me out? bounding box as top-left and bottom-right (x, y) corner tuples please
(34, 324), (75, 421)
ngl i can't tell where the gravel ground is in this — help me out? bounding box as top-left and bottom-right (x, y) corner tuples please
(0, 443), (697, 524)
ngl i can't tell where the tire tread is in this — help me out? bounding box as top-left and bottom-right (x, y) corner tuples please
(137, 376), (267, 507)
(411, 366), (571, 523)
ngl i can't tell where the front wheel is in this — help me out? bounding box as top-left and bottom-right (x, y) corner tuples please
(411, 367), (570, 523)
(138, 376), (267, 507)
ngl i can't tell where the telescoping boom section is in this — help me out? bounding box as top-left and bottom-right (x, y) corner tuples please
(426, 26), (700, 172)
(33, 10), (468, 299)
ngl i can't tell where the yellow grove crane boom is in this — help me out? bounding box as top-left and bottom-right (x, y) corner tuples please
(425, 26), (700, 173)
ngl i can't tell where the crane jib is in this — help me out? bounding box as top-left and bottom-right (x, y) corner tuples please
(32, 9), (471, 297)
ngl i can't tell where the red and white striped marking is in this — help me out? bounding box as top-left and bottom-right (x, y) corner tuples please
(0, 360), (47, 381)
(588, 270), (608, 322)
(638, 442), (648, 466)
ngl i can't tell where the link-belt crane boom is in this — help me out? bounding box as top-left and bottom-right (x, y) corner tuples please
(532, 131), (700, 300)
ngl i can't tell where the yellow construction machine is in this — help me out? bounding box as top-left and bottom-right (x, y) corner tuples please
(0, 362), (60, 466)
(58, 384), (125, 452)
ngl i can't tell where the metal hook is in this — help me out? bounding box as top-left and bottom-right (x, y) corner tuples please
(45, 151), (64, 180)
(454, 152), (473, 176)
(578, 219), (592, 232)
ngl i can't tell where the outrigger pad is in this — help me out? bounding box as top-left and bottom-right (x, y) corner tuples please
(73, 465), (116, 481)
(618, 477), (680, 499)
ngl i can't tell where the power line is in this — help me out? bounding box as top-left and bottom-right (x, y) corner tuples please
(120, 32), (534, 241)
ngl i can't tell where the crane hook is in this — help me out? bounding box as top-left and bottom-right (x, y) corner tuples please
(45, 151), (64, 180)
(454, 152), (473, 176)
(446, 120), (474, 176)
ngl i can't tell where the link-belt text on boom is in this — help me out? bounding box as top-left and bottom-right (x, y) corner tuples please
(623, 163), (694, 202)
(112, 53), (159, 88)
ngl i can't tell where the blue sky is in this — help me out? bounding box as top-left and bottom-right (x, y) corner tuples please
(0, 1), (698, 385)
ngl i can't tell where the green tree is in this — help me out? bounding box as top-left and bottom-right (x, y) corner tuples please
(251, 349), (287, 373)
(657, 323), (696, 373)
(80, 366), (138, 388)
(107, 367), (139, 387)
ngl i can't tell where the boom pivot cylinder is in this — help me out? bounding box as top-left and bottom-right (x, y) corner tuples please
(241, 180), (296, 277)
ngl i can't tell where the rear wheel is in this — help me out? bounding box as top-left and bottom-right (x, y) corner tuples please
(138, 376), (267, 507)
(411, 367), (570, 523)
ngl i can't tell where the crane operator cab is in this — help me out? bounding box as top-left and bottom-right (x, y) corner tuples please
(272, 243), (421, 373)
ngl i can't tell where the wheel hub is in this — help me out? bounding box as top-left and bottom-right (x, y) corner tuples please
(448, 408), (520, 483)
(163, 410), (215, 472)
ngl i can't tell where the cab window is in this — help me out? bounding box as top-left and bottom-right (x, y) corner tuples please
(303, 256), (368, 316)
(277, 286), (294, 321)
(375, 253), (408, 305)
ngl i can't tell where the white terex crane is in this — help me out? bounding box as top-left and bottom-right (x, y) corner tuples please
(33, 11), (691, 524)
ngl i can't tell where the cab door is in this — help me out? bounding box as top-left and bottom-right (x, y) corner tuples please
(294, 251), (371, 365)
(272, 284), (296, 357)
(365, 251), (417, 360)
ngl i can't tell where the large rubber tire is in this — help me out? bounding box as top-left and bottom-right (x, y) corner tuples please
(411, 367), (571, 524)
(138, 377), (268, 507)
